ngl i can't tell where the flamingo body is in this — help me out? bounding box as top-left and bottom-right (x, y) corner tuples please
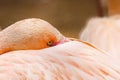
(0, 41), (120, 80)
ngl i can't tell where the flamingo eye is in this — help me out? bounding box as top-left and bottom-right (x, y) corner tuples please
(47, 40), (54, 46)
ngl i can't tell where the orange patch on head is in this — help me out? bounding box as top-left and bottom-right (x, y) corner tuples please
(42, 32), (58, 47)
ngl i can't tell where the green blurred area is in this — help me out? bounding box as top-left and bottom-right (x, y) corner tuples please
(0, 0), (100, 38)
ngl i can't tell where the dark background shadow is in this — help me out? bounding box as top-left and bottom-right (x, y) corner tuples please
(0, 0), (106, 38)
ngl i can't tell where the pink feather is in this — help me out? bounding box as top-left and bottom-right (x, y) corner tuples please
(0, 41), (120, 80)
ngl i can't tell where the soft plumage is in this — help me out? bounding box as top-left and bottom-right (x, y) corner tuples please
(0, 18), (69, 54)
(0, 41), (120, 80)
(80, 16), (120, 58)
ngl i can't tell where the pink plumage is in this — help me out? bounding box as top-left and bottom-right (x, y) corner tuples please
(80, 16), (120, 58)
(0, 41), (120, 80)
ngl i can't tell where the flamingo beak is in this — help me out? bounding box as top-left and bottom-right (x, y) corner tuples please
(53, 37), (71, 46)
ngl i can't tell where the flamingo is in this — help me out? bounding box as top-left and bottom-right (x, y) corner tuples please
(0, 0), (120, 79)
(0, 17), (119, 80)
(80, 16), (120, 58)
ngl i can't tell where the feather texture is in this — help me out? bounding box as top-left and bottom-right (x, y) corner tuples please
(80, 16), (120, 58)
(0, 41), (120, 80)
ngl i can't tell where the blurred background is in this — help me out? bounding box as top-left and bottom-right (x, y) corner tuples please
(0, 0), (108, 38)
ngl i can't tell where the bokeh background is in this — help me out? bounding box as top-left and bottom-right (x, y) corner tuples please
(0, 0), (107, 38)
